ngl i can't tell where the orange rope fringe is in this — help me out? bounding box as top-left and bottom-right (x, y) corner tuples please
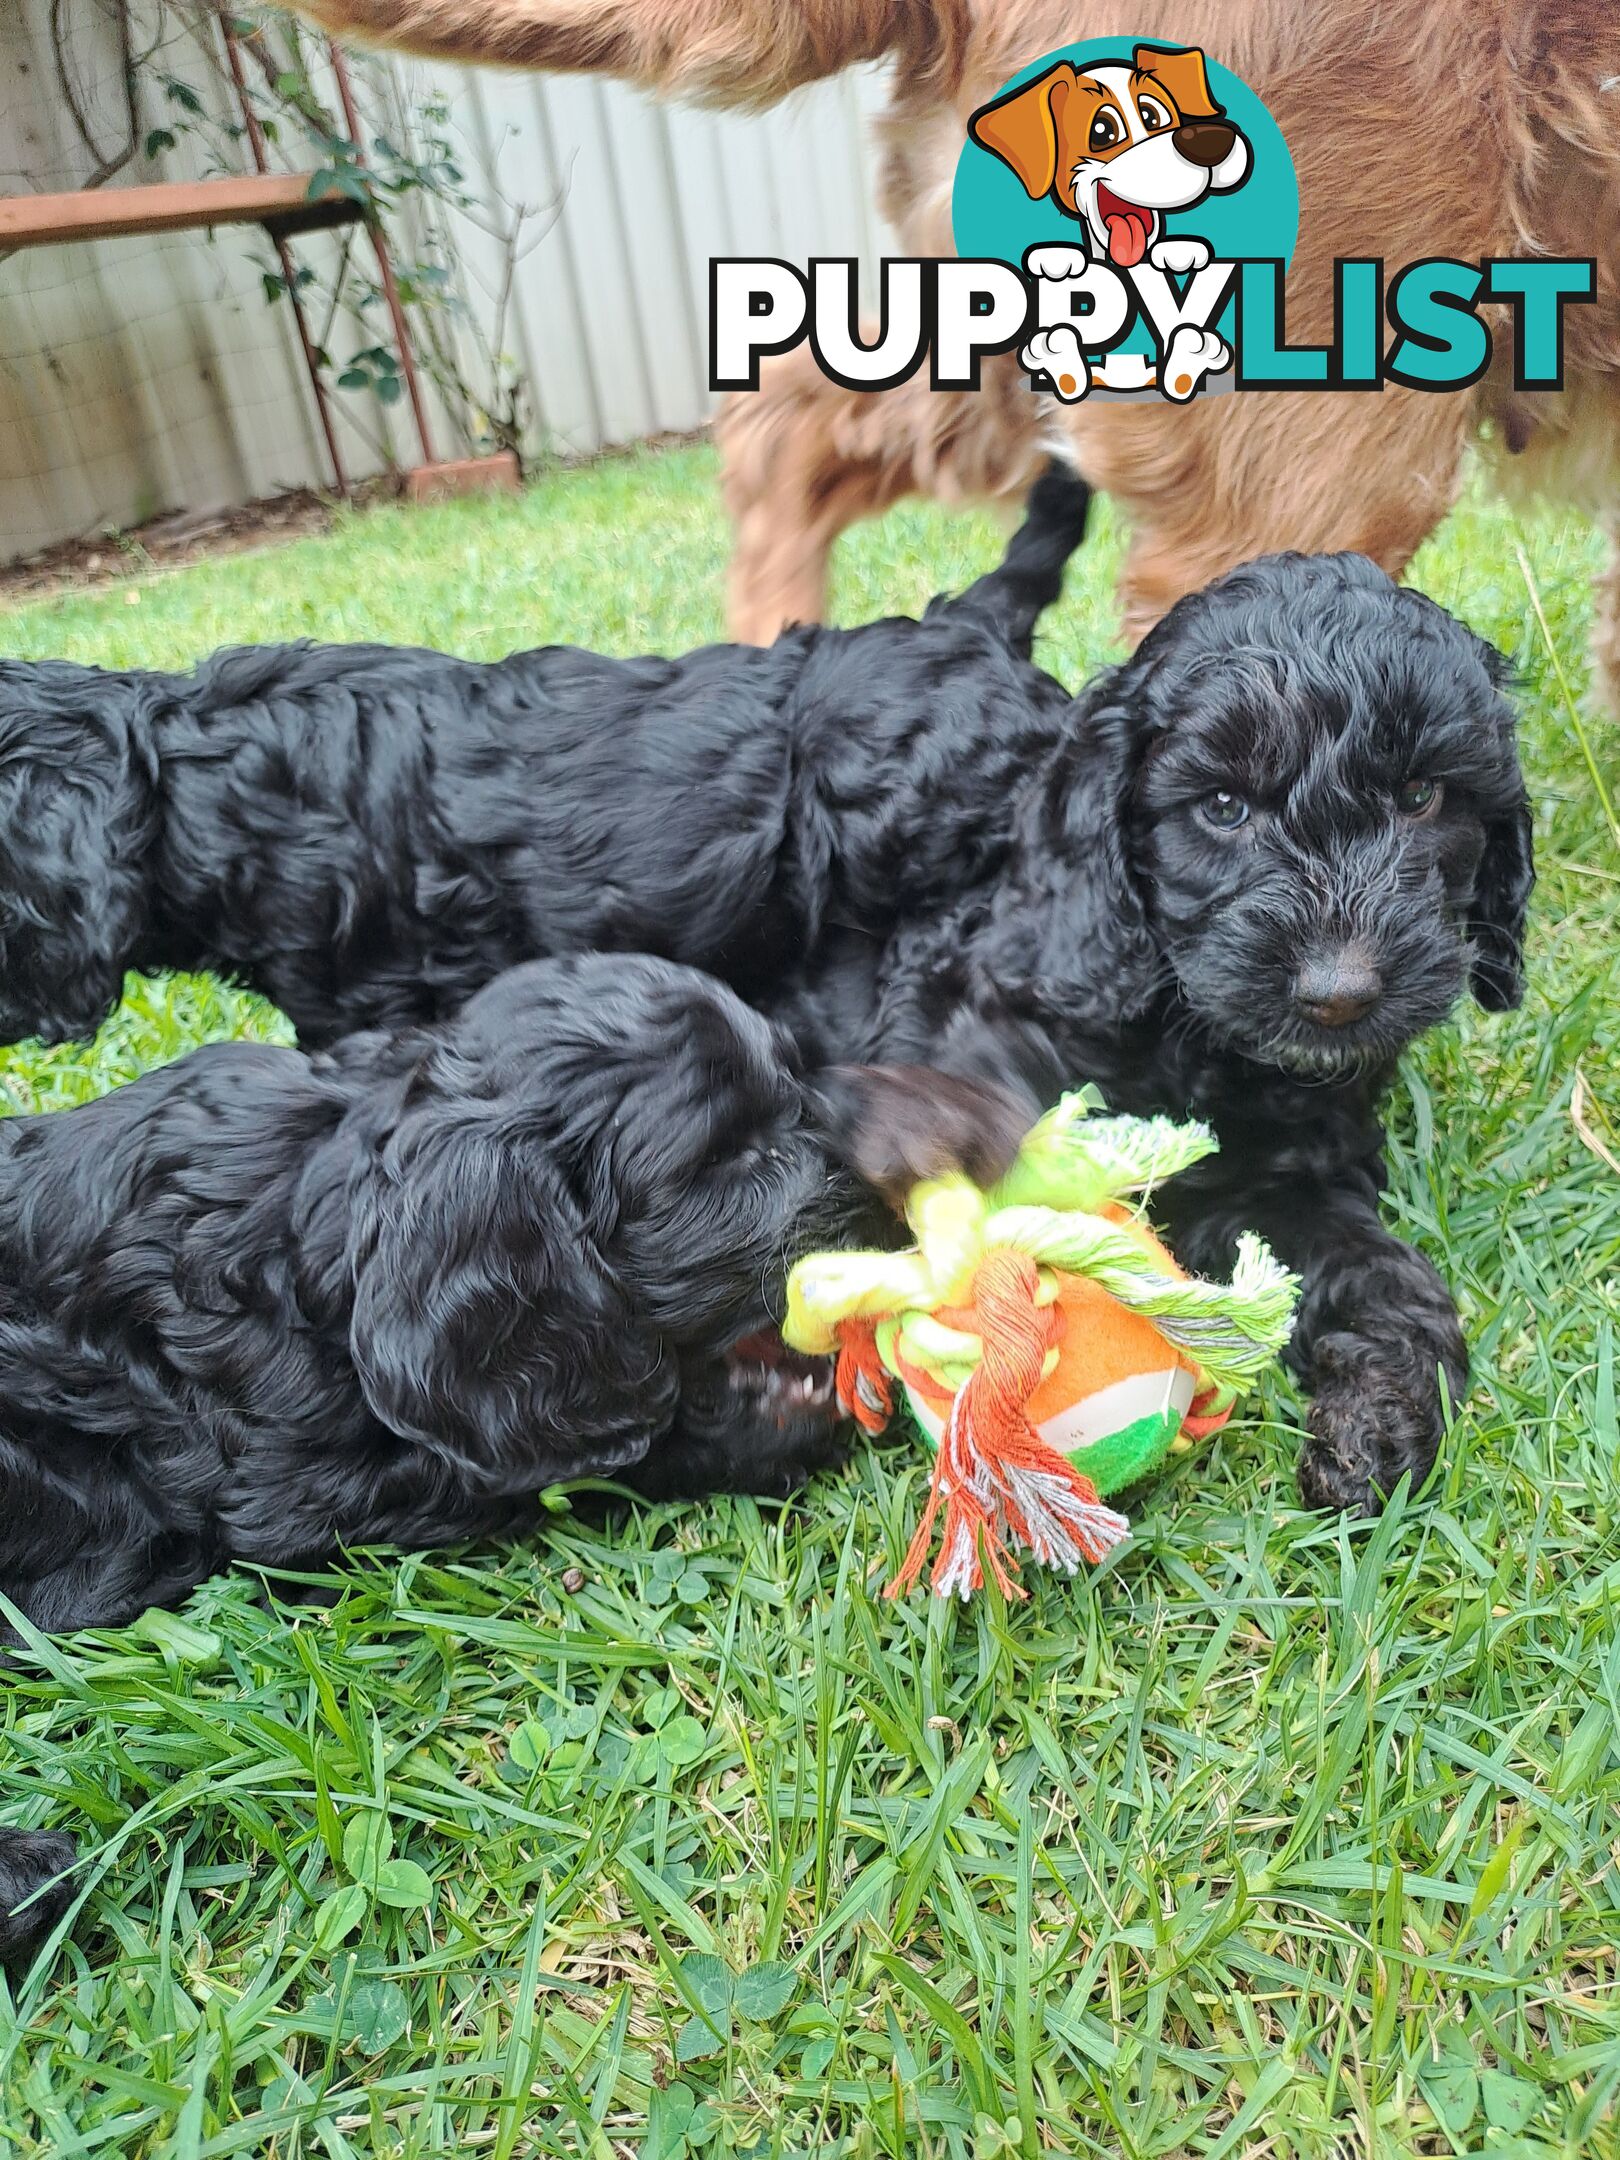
(833, 1316), (892, 1436)
(865, 1248), (1130, 1601)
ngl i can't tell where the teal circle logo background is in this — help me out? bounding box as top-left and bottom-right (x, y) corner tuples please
(952, 42), (1299, 360)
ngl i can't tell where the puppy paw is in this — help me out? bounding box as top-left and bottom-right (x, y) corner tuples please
(1298, 1348), (1444, 1515)
(1148, 235), (1212, 275)
(0, 1828), (77, 1969)
(1160, 323), (1230, 402)
(819, 1064), (1037, 1209)
(1023, 242), (1090, 282)
(1020, 326), (1091, 401)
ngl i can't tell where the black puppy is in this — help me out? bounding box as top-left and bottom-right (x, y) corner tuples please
(0, 949), (1034, 1961)
(832, 551), (1531, 1516)
(0, 954), (1041, 1969)
(0, 951), (1028, 1644)
(0, 468), (1089, 1049)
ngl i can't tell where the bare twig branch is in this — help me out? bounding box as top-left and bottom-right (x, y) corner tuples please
(50, 0), (139, 189)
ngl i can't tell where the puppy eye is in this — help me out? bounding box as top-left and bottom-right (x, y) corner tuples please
(1089, 109), (1122, 151)
(1136, 96), (1171, 131)
(1199, 791), (1251, 831)
(1396, 777), (1442, 817)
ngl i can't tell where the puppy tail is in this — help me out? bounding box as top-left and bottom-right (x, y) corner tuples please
(296, 0), (972, 106)
(939, 459), (1092, 657)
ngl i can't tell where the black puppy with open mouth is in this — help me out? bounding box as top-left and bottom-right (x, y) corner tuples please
(0, 949), (1028, 1962)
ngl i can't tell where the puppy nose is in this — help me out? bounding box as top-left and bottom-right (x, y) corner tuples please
(1291, 945), (1383, 1028)
(1173, 121), (1238, 168)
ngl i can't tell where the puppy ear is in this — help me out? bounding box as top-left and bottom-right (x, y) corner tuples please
(1468, 795), (1534, 1012)
(349, 1093), (674, 1486)
(0, 678), (156, 1045)
(975, 677), (1161, 1026)
(968, 63), (1077, 200)
(1133, 43), (1222, 121)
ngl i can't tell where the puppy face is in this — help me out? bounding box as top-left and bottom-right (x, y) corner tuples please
(969, 46), (1251, 268)
(1114, 554), (1532, 1077)
(348, 955), (844, 1481)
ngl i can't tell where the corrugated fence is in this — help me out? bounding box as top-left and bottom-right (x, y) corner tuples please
(0, 2), (892, 560)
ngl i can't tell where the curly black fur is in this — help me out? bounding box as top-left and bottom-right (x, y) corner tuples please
(0, 1829), (77, 1970)
(0, 493), (1532, 1964)
(0, 469), (1089, 1052)
(836, 549), (1530, 1521)
(0, 951), (938, 1646)
(0, 951), (1023, 1960)
(0, 477), (1529, 1530)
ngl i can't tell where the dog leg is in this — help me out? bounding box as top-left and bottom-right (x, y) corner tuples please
(716, 347), (1048, 642)
(1592, 515), (1620, 720)
(1162, 1170), (1468, 1515)
(812, 1061), (1036, 1211)
(1065, 383), (1472, 641)
(1286, 1207), (1469, 1513)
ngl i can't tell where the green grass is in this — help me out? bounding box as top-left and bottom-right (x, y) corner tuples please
(2, 441), (1620, 2158)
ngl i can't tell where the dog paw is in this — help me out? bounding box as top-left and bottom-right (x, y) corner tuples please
(1021, 326), (1091, 401)
(1023, 243), (1089, 282)
(1160, 323), (1230, 402)
(820, 1064), (1036, 1207)
(1148, 235), (1212, 275)
(0, 1828), (77, 1968)
(1298, 1359), (1444, 1516)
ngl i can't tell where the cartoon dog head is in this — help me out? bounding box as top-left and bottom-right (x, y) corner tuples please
(969, 45), (1251, 267)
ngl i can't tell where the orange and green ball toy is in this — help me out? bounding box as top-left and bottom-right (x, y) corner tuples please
(783, 1093), (1298, 1599)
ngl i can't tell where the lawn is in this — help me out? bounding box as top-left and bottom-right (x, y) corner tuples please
(2, 441), (1619, 2160)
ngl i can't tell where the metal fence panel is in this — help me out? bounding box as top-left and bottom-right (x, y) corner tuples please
(0, 3), (893, 561)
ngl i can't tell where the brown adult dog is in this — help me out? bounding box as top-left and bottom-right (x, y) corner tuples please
(298, 0), (1620, 701)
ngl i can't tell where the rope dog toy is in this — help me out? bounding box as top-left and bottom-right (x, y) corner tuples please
(783, 1092), (1298, 1599)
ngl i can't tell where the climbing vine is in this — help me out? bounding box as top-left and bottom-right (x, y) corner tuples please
(40, 0), (558, 470)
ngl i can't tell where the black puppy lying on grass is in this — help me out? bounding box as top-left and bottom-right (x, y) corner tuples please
(0, 957), (1022, 1638)
(0, 950), (1026, 1962)
(0, 469), (1532, 1517)
(0, 473), (1089, 1052)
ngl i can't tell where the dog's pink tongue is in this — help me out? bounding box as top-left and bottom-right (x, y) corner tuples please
(1104, 208), (1151, 267)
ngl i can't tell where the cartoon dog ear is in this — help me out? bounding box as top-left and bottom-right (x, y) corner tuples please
(349, 1089), (675, 1486)
(967, 62), (1078, 201)
(1132, 43), (1223, 121)
(1467, 794), (1534, 1012)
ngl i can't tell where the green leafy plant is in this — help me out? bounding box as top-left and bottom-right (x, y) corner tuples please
(44, 1), (553, 471)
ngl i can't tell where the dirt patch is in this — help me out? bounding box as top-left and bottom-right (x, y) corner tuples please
(0, 481), (398, 607)
(0, 433), (707, 610)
